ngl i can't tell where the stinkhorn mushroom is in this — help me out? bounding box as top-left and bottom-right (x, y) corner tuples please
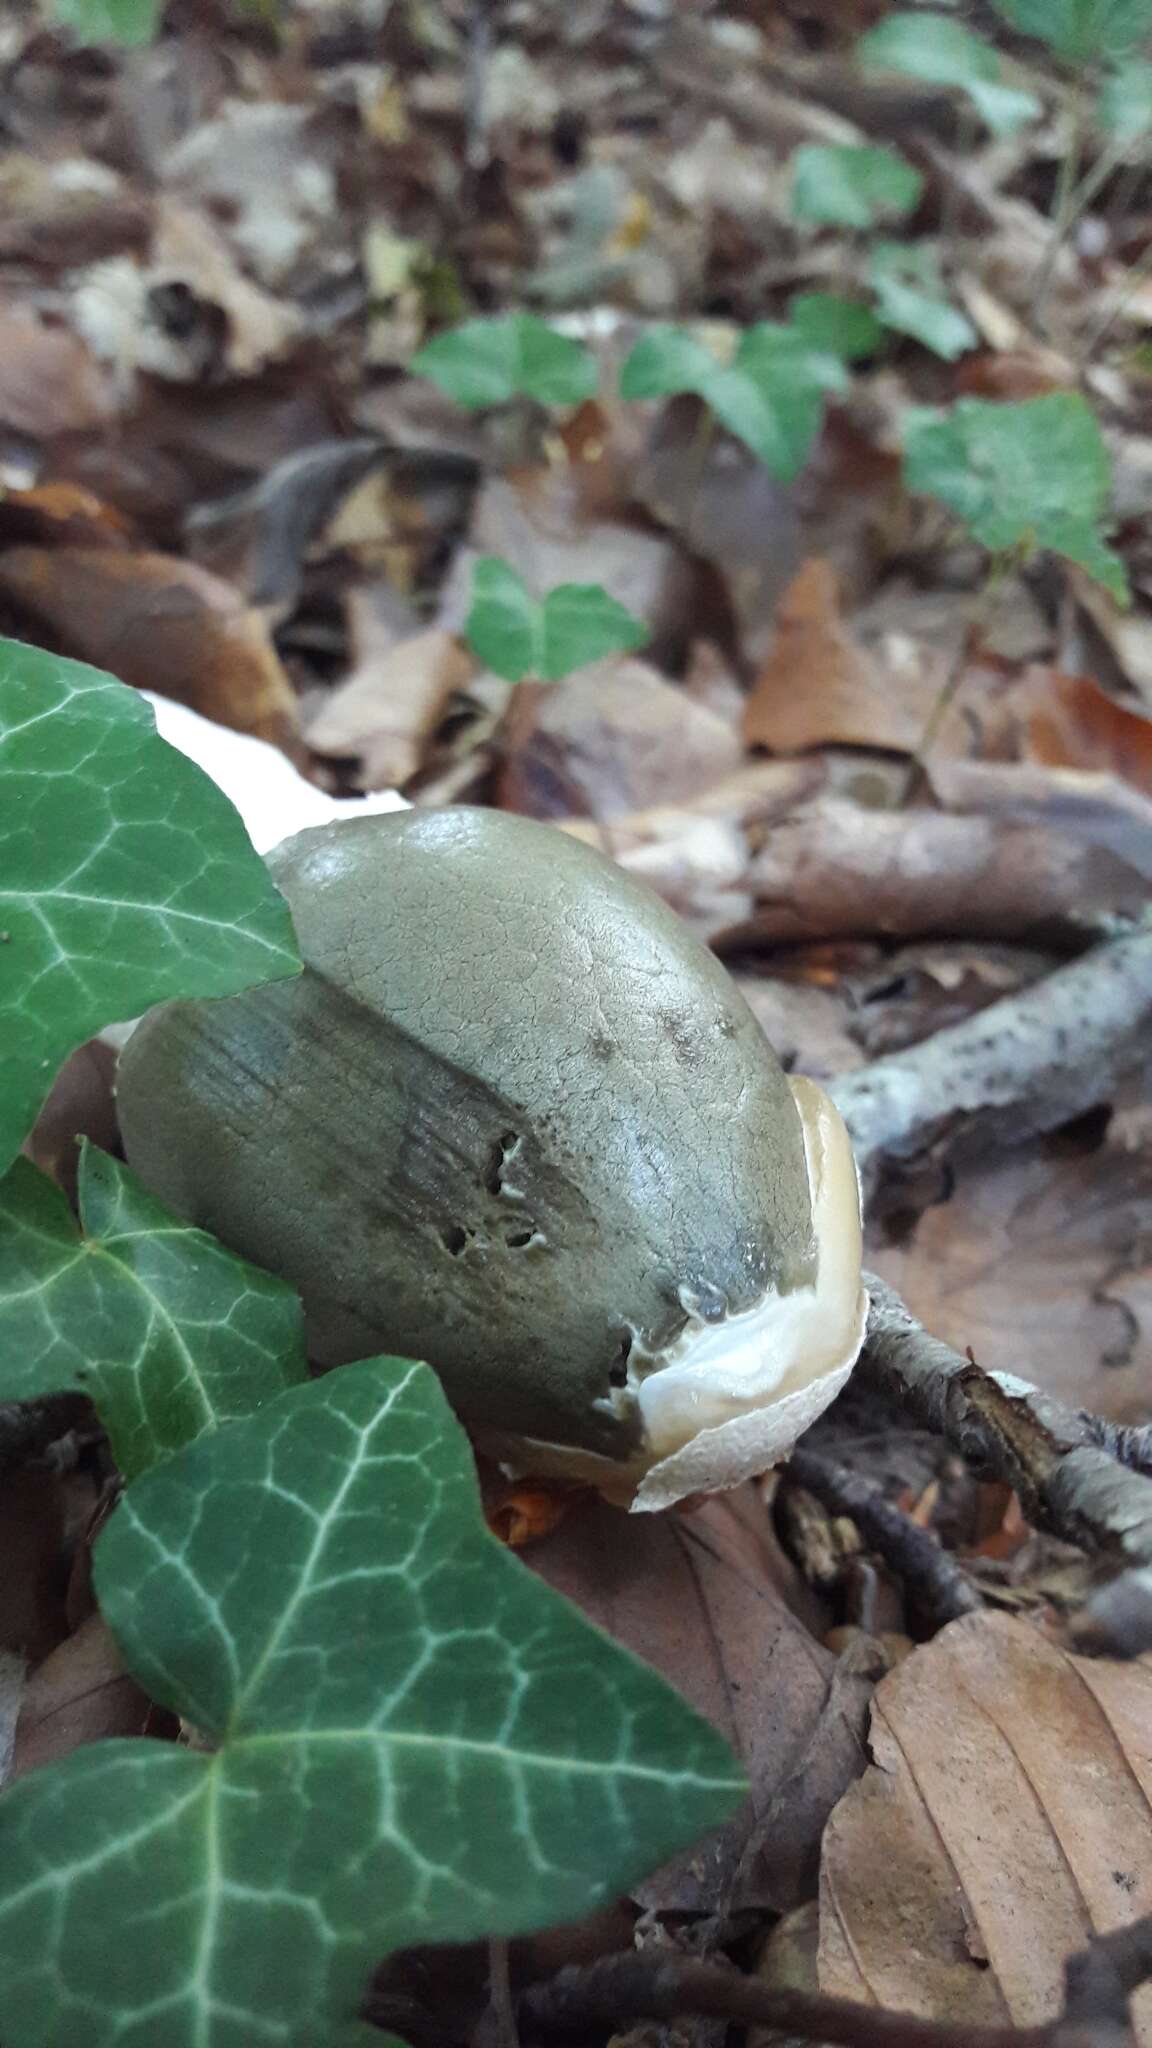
(116, 806), (867, 1509)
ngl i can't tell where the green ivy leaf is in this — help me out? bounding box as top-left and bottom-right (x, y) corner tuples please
(858, 13), (1039, 135)
(0, 642), (300, 1175)
(1098, 59), (1152, 138)
(904, 393), (1129, 600)
(619, 321), (848, 480)
(0, 1358), (744, 2048)
(465, 559), (647, 681)
(992, 0), (1152, 59)
(411, 314), (597, 410)
(789, 292), (885, 361)
(868, 244), (977, 360)
(0, 1146), (307, 1479)
(790, 143), (924, 228)
(54, 0), (161, 43)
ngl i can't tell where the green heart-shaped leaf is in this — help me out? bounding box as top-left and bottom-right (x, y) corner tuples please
(790, 143), (924, 229)
(0, 641), (300, 1174)
(465, 559), (647, 681)
(789, 293), (885, 362)
(992, 0), (1152, 60)
(868, 244), (976, 361)
(411, 314), (597, 410)
(0, 1145), (307, 1477)
(858, 14), (1039, 136)
(904, 393), (1129, 600)
(0, 1358), (744, 2048)
(619, 320), (849, 480)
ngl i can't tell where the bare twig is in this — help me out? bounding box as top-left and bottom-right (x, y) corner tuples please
(858, 1274), (1152, 1656)
(523, 1916), (1152, 2048)
(784, 1447), (982, 1630)
(830, 924), (1152, 1193)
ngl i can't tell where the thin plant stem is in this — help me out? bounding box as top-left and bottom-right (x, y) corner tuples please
(487, 1939), (519, 2048)
(899, 554), (1012, 807)
(1032, 87), (1087, 323)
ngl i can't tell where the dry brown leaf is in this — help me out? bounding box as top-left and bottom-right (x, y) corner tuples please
(0, 481), (132, 553)
(526, 1488), (875, 1914)
(819, 1612), (1152, 2039)
(870, 1103), (1152, 1422)
(1069, 568), (1152, 710)
(0, 545), (300, 746)
(0, 307), (114, 440)
(11, 1613), (153, 1781)
(725, 797), (1148, 949)
(1017, 666), (1152, 795)
(744, 557), (917, 755)
(306, 628), (476, 791)
(498, 658), (743, 821)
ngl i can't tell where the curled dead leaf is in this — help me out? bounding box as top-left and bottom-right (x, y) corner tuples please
(498, 658), (743, 820)
(0, 545), (300, 747)
(526, 1488), (875, 1915)
(819, 1612), (1152, 2040)
(744, 557), (915, 755)
(11, 1613), (153, 1781)
(306, 628), (477, 791)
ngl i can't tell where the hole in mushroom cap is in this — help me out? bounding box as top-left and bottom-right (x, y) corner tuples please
(484, 1130), (522, 1197)
(608, 1332), (634, 1389)
(441, 1224), (468, 1256)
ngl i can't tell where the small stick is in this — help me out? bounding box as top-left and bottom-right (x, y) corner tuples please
(857, 1274), (1152, 1655)
(522, 1915), (1152, 2048)
(784, 1447), (982, 1629)
(830, 923), (1152, 1193)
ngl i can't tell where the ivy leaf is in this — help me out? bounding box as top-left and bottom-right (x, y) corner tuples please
(858, 13), (1039, 136)
(620, 321), (848, 480)
(789, 292), (885, 361)
(0, 641), (300, 1175)
(790, 143), (924, 228)
(0, 1358), (744, 2048)
(992, 0), (1152, 60)
(465, 559), (647, 681)
(53, 0), (161, 43)
(904, 393), (1129, 601)
(411, 314), (597, 410)
(868, 244), (977, 360)
(0, 1145), (306, 1479)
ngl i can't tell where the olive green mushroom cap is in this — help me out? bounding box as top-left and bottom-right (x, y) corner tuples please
(117, 806), (865, 1507)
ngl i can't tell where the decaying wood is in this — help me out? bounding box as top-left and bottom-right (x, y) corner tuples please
(858, 1273), (1152, 1657)
(831, 923), (1152, 1191)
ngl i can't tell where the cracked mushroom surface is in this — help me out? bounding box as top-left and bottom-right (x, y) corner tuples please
(116, 807), (867, 1509)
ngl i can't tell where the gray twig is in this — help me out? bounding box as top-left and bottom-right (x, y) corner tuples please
(831, 924), (1152, 1195)
(858, 1274), (1152, 1656)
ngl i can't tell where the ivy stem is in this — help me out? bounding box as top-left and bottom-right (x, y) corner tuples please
(898, 552), (1012, 807)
